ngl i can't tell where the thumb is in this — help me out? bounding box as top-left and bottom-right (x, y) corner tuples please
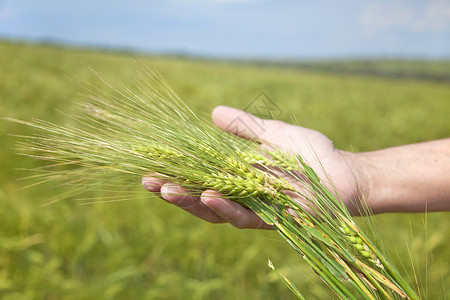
(211, 106), (267, 140)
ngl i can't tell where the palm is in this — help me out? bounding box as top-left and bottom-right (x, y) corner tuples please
(257, 122), (360, 214)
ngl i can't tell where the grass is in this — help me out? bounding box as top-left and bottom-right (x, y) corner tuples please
(1, 40), (449, 299)
(248, 59), (450, 82)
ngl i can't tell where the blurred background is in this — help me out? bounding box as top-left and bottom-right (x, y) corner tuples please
(1, 0), (450, 58)
(0, 0), (449, 299)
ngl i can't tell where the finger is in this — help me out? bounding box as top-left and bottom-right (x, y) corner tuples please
(160, 183), (226, 223)
(142, 176), (167, 193)
(211, 106), (268, 141)
(200, 190), (273, 230)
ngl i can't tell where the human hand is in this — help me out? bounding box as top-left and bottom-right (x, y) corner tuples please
(142, 106), (365, 229)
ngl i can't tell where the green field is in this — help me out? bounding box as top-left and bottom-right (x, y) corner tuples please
(1, 41), (449, 299)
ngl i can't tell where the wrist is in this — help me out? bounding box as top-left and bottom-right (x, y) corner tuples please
(351, 151), (387, 214)
(339, 150), (379, 214)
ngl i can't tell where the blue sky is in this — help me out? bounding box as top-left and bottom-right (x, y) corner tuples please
(0, 0), (449, 59)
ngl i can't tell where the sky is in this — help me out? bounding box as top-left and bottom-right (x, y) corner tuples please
(0, 0), (449, 59)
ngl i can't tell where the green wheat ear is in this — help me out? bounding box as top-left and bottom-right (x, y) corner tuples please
(9, 67), (419, 300)
(340, 222), (383, 268)
(241, 150), (299, 171)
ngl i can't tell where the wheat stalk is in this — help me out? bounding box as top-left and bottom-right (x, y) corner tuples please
(7, 67), (419, 299)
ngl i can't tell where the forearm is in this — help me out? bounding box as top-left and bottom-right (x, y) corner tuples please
(355, 139), (450, 214)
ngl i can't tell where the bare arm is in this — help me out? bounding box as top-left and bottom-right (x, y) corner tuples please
(352, 139), (450, 214)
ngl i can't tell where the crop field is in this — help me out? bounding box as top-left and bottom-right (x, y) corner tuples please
(0, 41), (449, 299)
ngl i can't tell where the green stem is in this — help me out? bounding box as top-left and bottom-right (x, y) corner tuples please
(244, 197), (360, 299)
(364, 240), (419, 299)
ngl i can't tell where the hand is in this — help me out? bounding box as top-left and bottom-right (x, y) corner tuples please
(142, 106), (365, 229)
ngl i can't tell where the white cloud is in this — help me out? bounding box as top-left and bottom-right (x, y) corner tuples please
(422, 0), (450, 31)
(359, 0), (450, 37)
(0, 1), (16, 22)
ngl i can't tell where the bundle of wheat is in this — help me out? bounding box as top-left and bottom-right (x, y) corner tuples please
(7, 68), (419, 299)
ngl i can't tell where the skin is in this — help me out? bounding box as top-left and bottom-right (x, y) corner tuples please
(142, 106), (450, 230)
